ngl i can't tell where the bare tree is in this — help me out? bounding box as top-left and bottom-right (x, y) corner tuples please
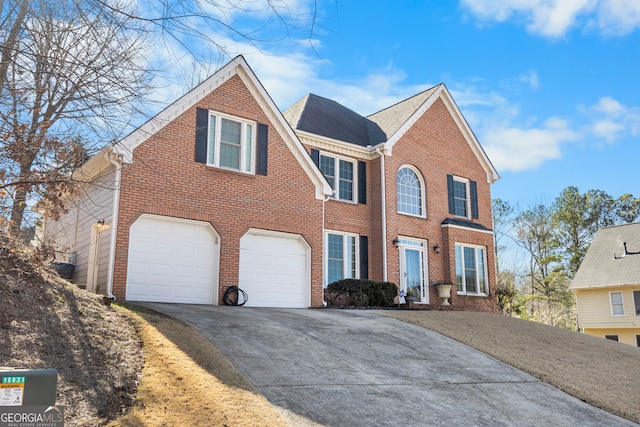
(491, 198), (513, 275)
(0, 0), (325, 234)
(0, 0), (153, 233)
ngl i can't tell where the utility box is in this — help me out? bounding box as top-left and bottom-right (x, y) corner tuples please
(0, 368), (57, 406)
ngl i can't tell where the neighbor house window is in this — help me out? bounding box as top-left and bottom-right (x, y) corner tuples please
(636, 335), (640, 347)
(455, 244), (487, 295)
(319, 154), (355, 202)
(207, 113), (255, 173)
(610, 291), (625, 316)
(634, 290), (640, 316)
(605, 335), (619, 342)
(326, 231), (358, 286)
(397, 166), (425, 217)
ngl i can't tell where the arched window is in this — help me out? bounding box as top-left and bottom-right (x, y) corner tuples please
(397, 166), (425, 216)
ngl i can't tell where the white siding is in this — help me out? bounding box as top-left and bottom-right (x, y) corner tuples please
(44, 164), (118, 292)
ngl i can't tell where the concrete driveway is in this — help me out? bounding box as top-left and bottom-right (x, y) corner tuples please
(144, 304), (636, 427)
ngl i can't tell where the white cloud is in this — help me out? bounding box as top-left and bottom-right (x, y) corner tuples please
(591, 119), (625, 142)
(460, 0), (640, 37)
(593, 96), (625, 115)
(482, 117), (580, 171)
(519, 70), (540, 89)
(252, 56), (431, 114)
(595, 0), (640, 35)
(581, 96), (640, 143)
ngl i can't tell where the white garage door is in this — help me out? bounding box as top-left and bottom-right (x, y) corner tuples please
(126, 214), (219, 304)
(239, 230), (310, 308)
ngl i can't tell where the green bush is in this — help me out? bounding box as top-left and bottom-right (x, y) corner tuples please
(326, 279), (397, 307)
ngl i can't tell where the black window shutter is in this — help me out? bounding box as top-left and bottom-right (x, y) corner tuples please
(311, 149), (319, 166)
(195, 107), (208, 163)
(257, 123), (268, 176)
(447, 174), (455, 215)
(358, 161), (367, 204)
(471, 180), (478, 219)
(359, 235), (369, 280)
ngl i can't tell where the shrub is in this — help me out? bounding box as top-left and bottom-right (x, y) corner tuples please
(326, 279), (397, 308)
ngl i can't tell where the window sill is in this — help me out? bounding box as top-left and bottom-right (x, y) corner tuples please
(205, 164), (255, 176)
(397, 211), (427, 219)
(457, 292), (488, 297)
(327, 197), (357, 205)
(454, 214), (471, 220)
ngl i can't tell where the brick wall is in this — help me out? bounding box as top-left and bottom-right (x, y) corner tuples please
(386, 98), (497, 312)
(112, 74), (325, 306)
(316, 97), (497, 312)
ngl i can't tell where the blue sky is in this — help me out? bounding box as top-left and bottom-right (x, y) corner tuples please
(154, 0), (640, 211)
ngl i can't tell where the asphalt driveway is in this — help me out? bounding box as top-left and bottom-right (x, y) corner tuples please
(144, 304), (637, 427)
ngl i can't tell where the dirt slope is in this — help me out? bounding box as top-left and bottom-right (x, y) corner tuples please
(0, 233), (143, 426)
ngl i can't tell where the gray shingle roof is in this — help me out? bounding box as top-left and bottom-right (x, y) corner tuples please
(441, 218), (493, 232)
(570, 223), (640, 289)
(283, 94), (387, 147)
(367, 86), (440, 137)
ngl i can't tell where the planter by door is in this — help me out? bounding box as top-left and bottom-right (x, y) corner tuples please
(435, 284), (452, 305)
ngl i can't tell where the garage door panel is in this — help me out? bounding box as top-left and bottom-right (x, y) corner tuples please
(239, 231), (309, 308)
(126, 215), (219, 304)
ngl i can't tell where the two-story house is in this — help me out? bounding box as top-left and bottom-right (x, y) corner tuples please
(43, 55), (499, 311)
(571, 223), (640, 346)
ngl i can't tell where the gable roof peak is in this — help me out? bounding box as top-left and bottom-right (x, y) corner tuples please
(367, 85), (442, 139)
(369, 84), (443, 117)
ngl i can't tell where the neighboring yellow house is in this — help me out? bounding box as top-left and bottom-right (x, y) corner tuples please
(571, 223), (640, 347)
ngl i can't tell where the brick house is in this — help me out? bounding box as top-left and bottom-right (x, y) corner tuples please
(44, 56), (500, 311)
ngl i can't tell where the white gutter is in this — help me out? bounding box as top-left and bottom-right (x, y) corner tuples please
(375, 146), (388, 282)
(321, 194), (332, 307)
(105, 149), (122, 300)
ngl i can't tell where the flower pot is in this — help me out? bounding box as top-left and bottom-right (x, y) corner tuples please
(435, 284), (452, 305)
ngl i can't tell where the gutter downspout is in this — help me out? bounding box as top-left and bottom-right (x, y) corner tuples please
(321, 193), (333, 307)
(375, 146), (388, 282)
(105, 149), (122, 300)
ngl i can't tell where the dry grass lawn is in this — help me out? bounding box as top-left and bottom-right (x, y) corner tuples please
(109, 304), (289, 427)
(384, 311), (640, 424)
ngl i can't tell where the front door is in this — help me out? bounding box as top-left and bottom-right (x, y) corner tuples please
(399, 239), (429, 303)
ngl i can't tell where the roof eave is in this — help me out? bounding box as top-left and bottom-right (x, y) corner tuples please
(112, 56), (331, 200)
(385, 85), (500, 184)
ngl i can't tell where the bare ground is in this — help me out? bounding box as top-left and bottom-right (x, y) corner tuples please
(384, 310), (640, 425)
(0, 234), (143, 426)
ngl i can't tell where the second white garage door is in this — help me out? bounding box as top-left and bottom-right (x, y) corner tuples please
(126, 214), (219, 304)
(239, 229), (310, 308)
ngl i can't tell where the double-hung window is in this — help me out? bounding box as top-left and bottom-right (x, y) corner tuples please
(326, 231), (358, 286)
(634, 290), (640, 316)
(452, 177), (469, 217)
(455, 244), (487, 295)
(610, 291), (624, 316)
(207, 113), (255, 173)
(319, 154), (355, 202)
(447, 174), (478, 219)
